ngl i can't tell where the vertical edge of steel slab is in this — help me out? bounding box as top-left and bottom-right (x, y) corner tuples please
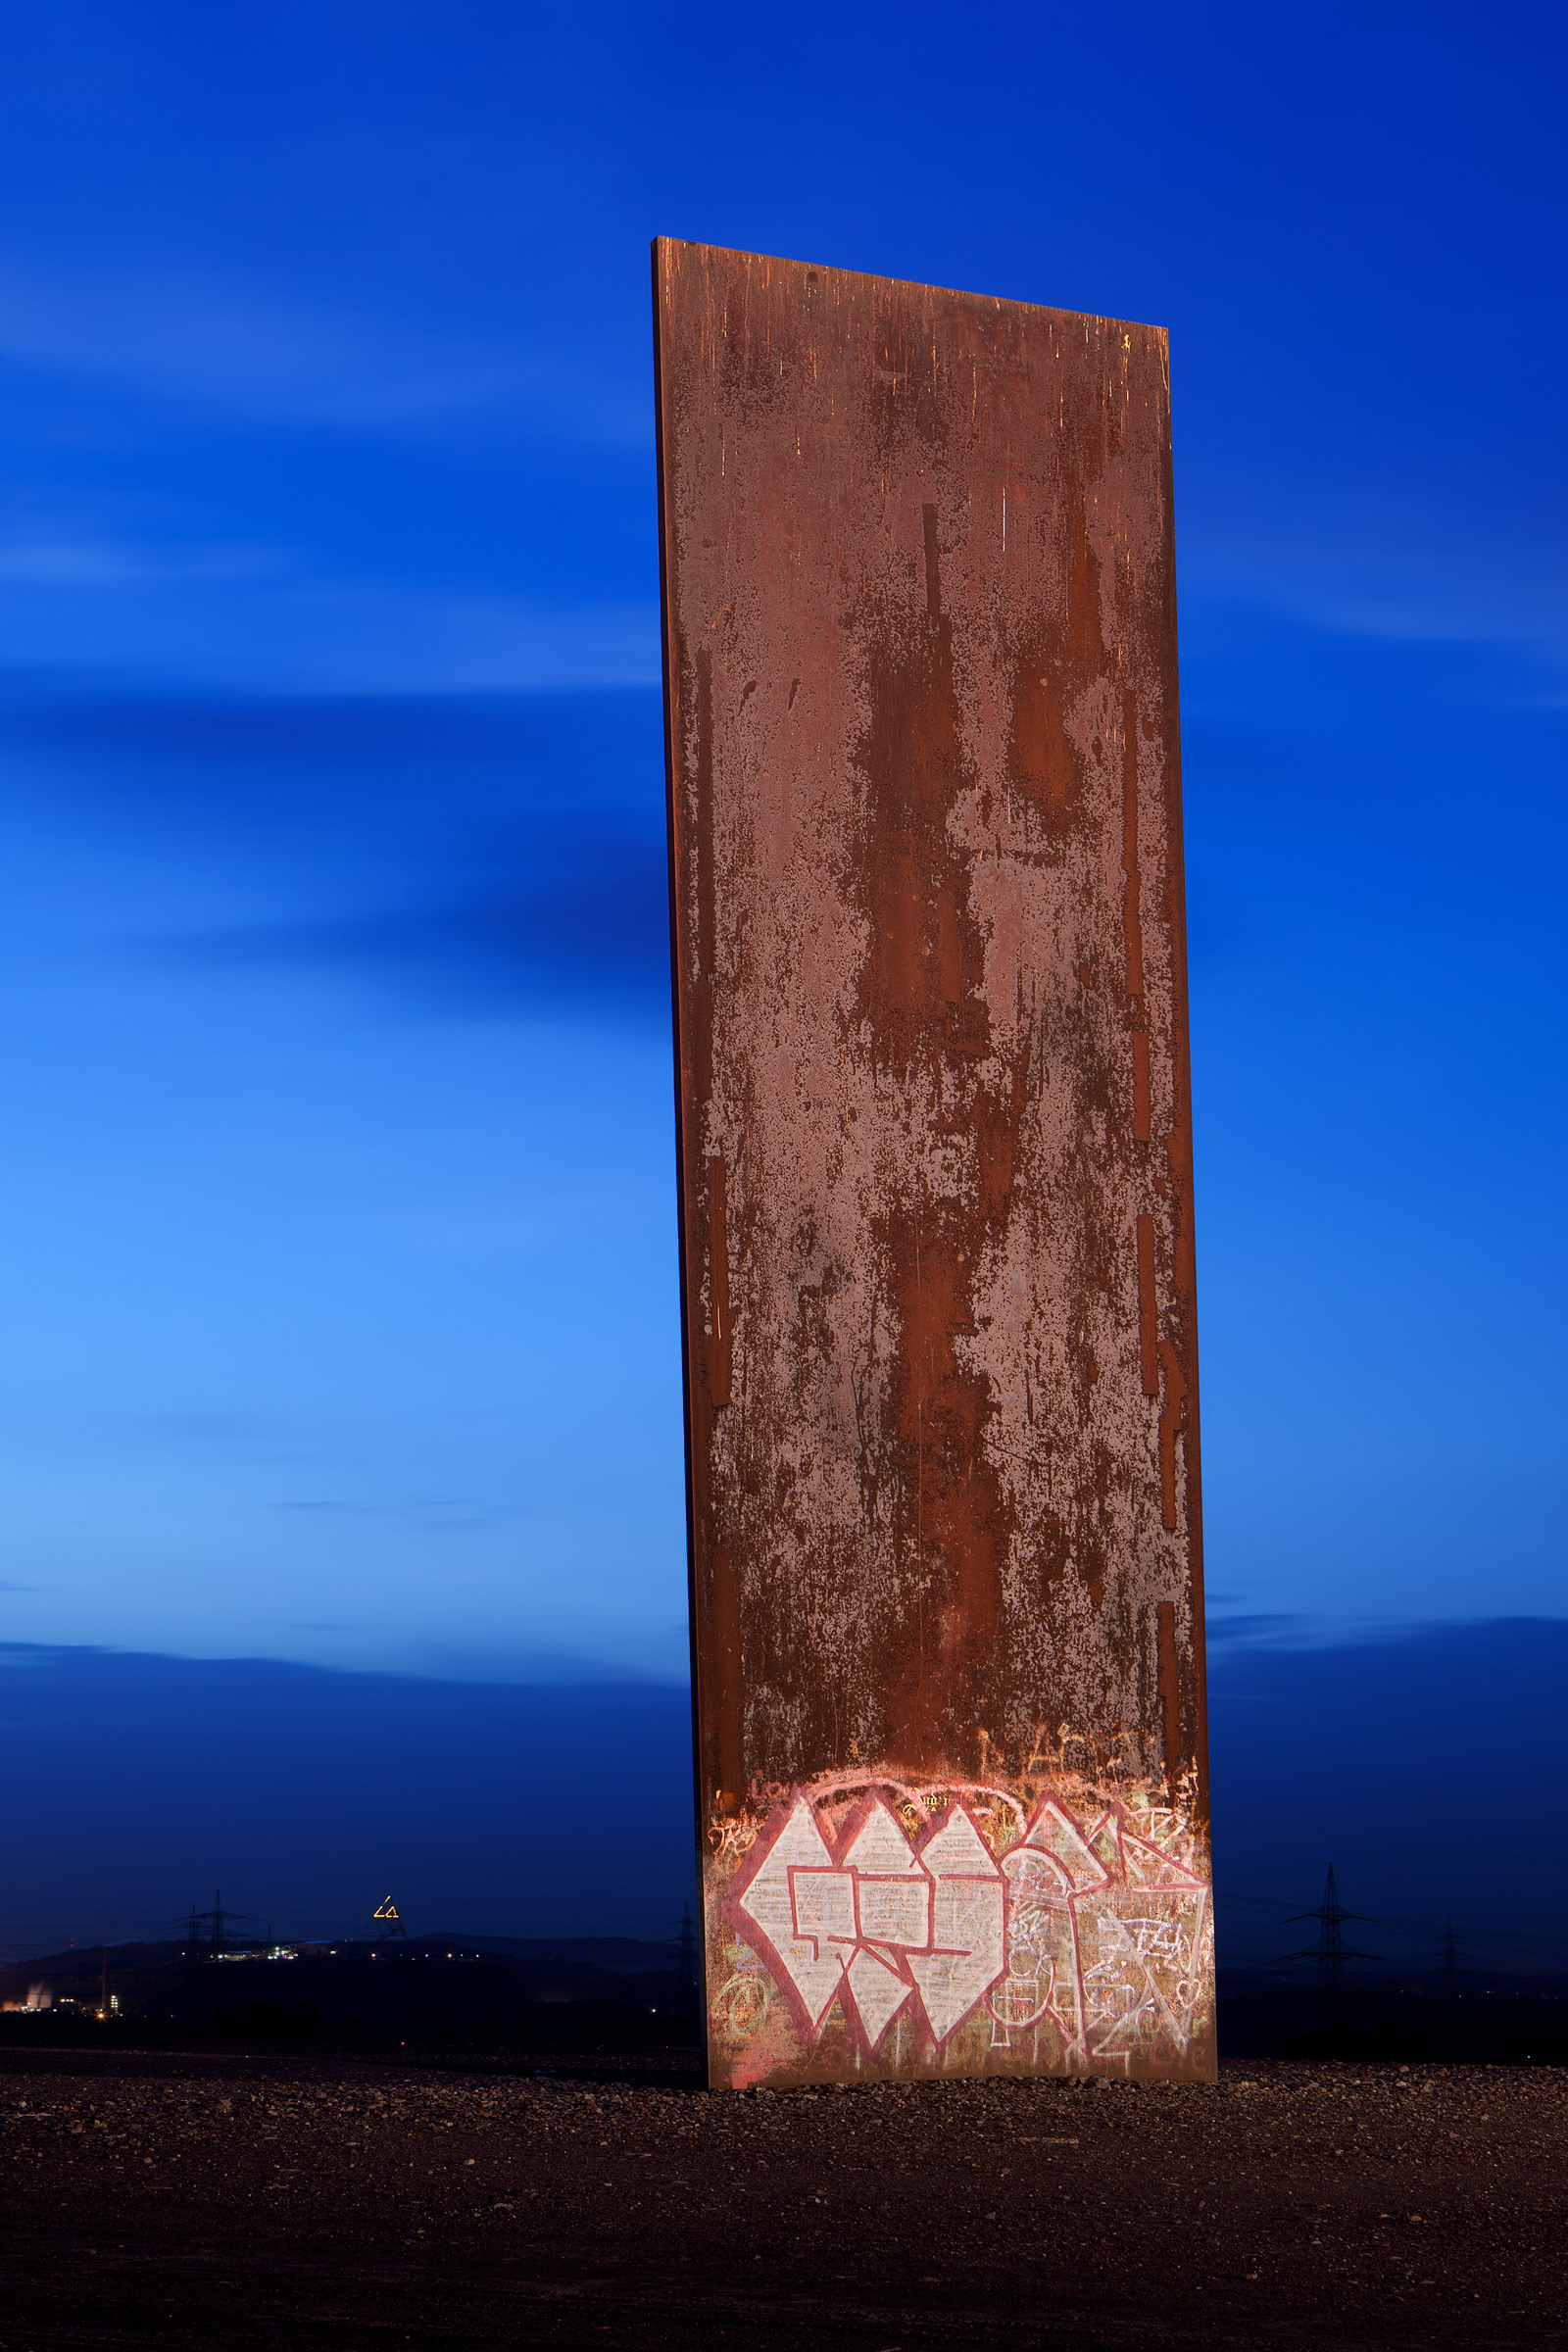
(1158, 409), (1210, 1838)
(651, 235), (713, 2088)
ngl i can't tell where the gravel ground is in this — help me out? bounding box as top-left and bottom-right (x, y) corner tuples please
(0, 2052), (1564, 2348)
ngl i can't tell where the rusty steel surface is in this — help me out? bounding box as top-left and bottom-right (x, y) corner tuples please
(654, 239), (1211, 2089)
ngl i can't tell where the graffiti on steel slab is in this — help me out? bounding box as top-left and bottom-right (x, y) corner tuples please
(713, 1770), (1211, 2075)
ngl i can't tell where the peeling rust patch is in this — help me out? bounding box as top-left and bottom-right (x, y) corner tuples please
(654, 240), (1210, 2087)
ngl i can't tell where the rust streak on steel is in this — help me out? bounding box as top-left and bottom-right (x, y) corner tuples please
(654, 240), (1212, 2088)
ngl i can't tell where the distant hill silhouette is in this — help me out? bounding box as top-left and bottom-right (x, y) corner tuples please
(1208, 1615), (1568, 1969)
(0, 1646), (693, 1949)
(3, 1618), (1566, 1977)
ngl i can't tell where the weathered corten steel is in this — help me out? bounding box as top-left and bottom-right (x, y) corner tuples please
(654, 239), (1212, 2089)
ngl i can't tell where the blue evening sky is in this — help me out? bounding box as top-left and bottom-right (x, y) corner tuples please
(0, 0), (1563, 1713)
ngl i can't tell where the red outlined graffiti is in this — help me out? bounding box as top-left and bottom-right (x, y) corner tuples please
(992, 1796), (1207, 2070)
(716, 1771), (1210, 2078)
(724, 1790), (1004, 2053)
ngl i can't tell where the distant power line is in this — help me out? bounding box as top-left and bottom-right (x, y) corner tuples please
(1216, 1887), (1568, 1964)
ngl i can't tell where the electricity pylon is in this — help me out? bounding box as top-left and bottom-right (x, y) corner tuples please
(1282, 1864), (1380, 2028)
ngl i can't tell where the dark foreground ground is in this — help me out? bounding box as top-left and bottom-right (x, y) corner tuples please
(0, 2051), (1563, 2351)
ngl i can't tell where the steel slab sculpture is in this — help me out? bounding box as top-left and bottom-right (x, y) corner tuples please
(654, 240), (1212, 2086)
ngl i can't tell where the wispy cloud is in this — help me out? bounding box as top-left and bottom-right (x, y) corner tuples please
(0, 256), (649, 443)
(152, 860), (672, 1023)
(0, 564), (662, 694)
(1181, 535), (1568, 682)
(0, 533), (283, 586)
(296, 588), (661, 696)
(0, 681), (671, 1018)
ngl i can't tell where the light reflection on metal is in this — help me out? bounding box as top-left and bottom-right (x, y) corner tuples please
(655, 241), (1211, 2087)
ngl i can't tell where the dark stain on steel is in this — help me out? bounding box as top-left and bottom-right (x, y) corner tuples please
(654, 240), (1211, 2087)
(1156, 1597), (1181, 1780)
(706, 1153), (731, 1410)
(1138, 1213), (1160, 1398)
(710, 1542), (741, 1809)
(1159, 1339), (1189, 1535)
